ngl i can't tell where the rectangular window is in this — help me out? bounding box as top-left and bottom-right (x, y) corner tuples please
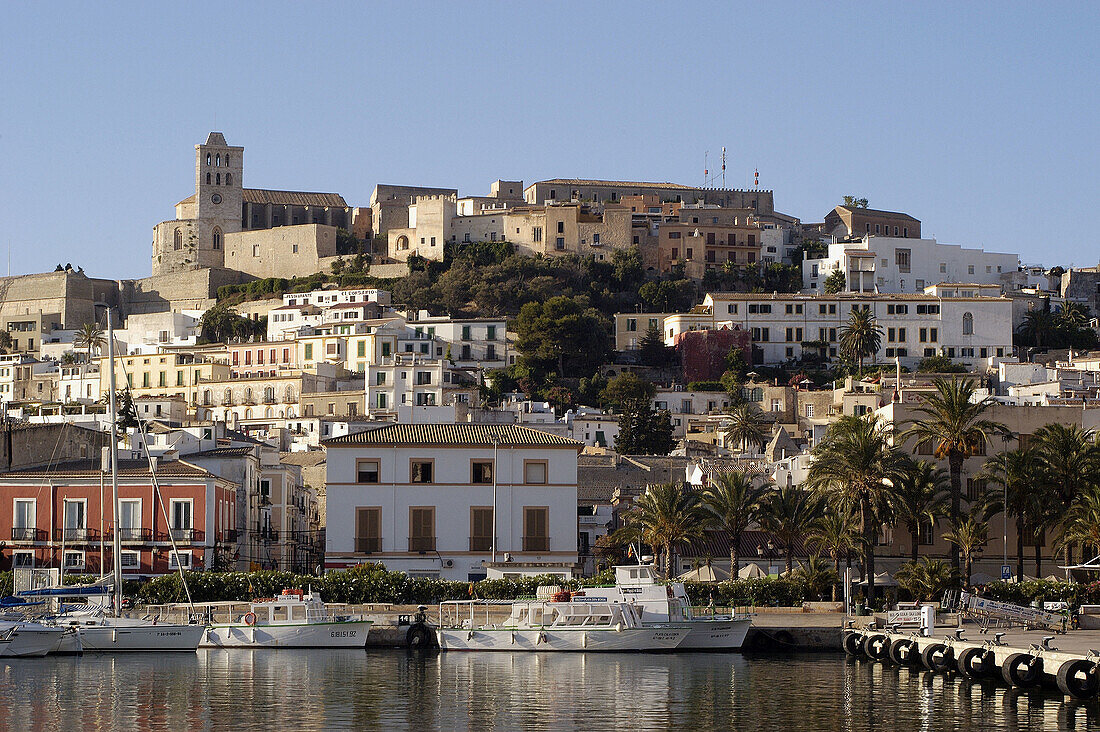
(120, 551), (140, 569)
(119, 499), (141, 540)
(355, 507), (382, 553)
(895, 249), (911, 273)
(410, 460), (434, 484)
(168, 551), (191, 570)
(176, 371), (184, 386)
(63, 499), (86, 541)
(523, 507), (550, 552)
(170, 499), (193, 537)
(356, 459), (380, 483)
(470, 507), (494, 552)
(409, 507), (435, 552)
(471, 460), (494, 484)
(805, 404), (814, 418)
(13, 499), (35, 536)
(304, 343), (313, 360)
(524, 460), (548, 485)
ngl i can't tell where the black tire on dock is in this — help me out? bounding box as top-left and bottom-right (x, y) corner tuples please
(1056, 659), (1100, 699)
(864, 634), (890, 661)
(888, 639), (914, 665)
(920, 643), (954, 673)
(842, 632), (864, 656)
(1001, 653), (1043, 687)
(406, 623), (435, 649)
(956, 647), (995, 678)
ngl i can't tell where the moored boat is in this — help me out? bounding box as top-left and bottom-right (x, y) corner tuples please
(0, 622), (72, 657)
(199, 589), (371, 648)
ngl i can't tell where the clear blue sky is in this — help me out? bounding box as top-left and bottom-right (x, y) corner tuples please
(2, 2), (1097, 280)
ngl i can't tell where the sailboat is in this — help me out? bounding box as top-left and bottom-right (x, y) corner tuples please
(26, 309), (205, 652)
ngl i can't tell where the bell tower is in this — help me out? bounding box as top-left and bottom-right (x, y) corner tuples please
(194, 132), (244, 226)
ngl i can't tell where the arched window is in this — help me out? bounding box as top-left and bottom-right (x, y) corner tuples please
(223, 388), (232, 405)
(264, 386), (274, 403)
(173, 229), (182, 251)
(212, 227), (222, 250)
(245, 387), (254, 402)
(206, 172), (211, 184)
(206, 153), (211, 166)
(216, 173), (221, 185)
(215, 154), (221, 167)
(286, 407), (296, 418)
(245, 408), (253, 419)
(265, 407), (274, 418)
(962, 312), (973, 335)
(224, 154), (230, 166)
(203, 389), (211, 406)
(225, 173), (232, 186)
(285, 385), (295, 403)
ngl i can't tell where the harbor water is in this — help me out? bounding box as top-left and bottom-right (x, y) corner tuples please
(1, 649), (1096, 730)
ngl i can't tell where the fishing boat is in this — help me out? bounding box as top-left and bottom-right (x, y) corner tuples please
(601, 565), (752, 651)
(0, 622), (72, 657)
(198, 589), (371, 648)
(436, 594), (690, 652)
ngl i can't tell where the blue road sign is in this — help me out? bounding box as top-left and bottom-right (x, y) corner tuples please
(1001, 564), (1012, 580)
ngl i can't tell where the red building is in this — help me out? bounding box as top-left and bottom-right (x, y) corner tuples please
(229, 340), (297, 378)
(674, 327), (751, 383)
(0, 459), (237, 576)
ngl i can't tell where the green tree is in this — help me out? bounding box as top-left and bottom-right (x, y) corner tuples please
(796, 555), (840, 601)
(199, 304), (251, 343)
(916, 354), (968, 373)
(823, 270), (847, 294)
(638, 279), (696, 312)
(1057, 486), (1100, 563)
(760, 486), (822, 574)
(616, 482), (709, 578)
(1017, 306), (1057, 349)
(722, 403), (770, 455)
(638, 325), (674, 369)
(981, 447), (1047, 580)
(514, 296), (611, 379)
(1032, 423), (1100, 569)
(900, 377), (1008, 578)
(894, 557), (957, 602)
(701, 472), (770, 574)
(330, 257), (346, 275)
(0, 331), (11, 354)
(614, 399), (675, 456)
(808, 508), (860, 601)
(944, 510), (990, 586)
(610, 247), (645, 291)
(842, 196), (869, 208)
(600, 372), (656, 411)
(838, 307), (882, 376)
(807, 415), (907, 601)
(74, 322), (105, 363)
(891, 460), (950, 562)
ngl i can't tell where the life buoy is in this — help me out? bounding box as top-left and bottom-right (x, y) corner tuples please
(243, 612), (257, 626)
(1056, 659), (1100, 699)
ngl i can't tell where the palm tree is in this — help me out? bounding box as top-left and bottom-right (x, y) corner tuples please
(616, 482), (709, 579)
(891, 459), (950, 562)
(981, 447), (1045, 581)
(1018, 306), (1057, 349)
(808, 508), (860, 601)
(838, 307), (882, 377)
(1058, 486), (1100, 561)
(1033, 423), (1100, 568)
(722, 403), (770, 455)
(795, 555), (839, 601)
(806, 414), (906, 602)
(895, 557), (957, 602)
(944, 509), (990, 587)
(701, 471), (770, 575)
(74, 322), (105, 364)
(900, 377), (1008, 577)
(759, 485), (822, 574)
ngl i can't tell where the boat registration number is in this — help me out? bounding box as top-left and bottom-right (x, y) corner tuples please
(331, 630), (357, 638)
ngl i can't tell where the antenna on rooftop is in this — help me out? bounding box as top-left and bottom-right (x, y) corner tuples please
(703, 151), (708, 188)
(721, 147), (726, 189)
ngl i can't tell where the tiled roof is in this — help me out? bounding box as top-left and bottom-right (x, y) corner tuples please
(0, 459), (213, 480)
(243, 189), (348, 208)
(279, 451), (327, 467)
(323, 423), (582, 448)
(188, 446), (255, 458)
(833, 206), (920, 222)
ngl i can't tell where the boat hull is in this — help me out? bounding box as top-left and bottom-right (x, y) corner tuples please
(677, 619), (752, 650)
(437, 625), (690, 652)
(0, 627), (68, 657)
(75, 623), (205, 652)
(199, 621), (371, 648)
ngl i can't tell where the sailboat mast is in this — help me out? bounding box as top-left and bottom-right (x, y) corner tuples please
(107, 309), (123, 615)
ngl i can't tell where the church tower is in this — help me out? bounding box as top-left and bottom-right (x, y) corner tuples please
(194, 132), (244, 238)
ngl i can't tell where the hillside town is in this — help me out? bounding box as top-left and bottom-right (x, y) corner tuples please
(4, 130), (1100, 595)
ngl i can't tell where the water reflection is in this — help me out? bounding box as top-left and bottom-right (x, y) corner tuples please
(0, 651), (1095, 731)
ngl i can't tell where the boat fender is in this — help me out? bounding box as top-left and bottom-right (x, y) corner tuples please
(615, 623), (623, 633)
(537, 632), (547, 645)
(842, 631), (864, 656)
(1056, 659), (1100, 699)
(887, 638), (915, 665)
(863, 634), (890, 661)
(956, 647), (995, 678)
(1001, 653), (1043, 687)
(920, 643), (953, 673)
(467, 631), (474, 641)
(243, 612), (257, 626)
(406, 623), (435, 649)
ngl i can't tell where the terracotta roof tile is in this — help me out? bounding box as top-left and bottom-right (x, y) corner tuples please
(323, 423), (582, 448)
(243, 189), (347, 208)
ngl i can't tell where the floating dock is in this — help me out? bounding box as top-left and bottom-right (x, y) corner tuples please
(843, 625), (1100, 699)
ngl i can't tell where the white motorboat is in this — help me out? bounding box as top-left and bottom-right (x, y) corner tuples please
(199, 589), (371, 648)
(600, 565), (752, 651)
(55, 606), (205, 652)
(0, 622), (72, 657)
(437, 596), (690, 652)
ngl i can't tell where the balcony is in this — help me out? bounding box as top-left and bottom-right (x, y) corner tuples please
(522, 537), (550, 552)
(11, 527), (46, 542)
(355, 537), (382, 553)
(54, 528), (100, 543)
(408, 537), (435, 553)
(108, 528), (154, 543)
(469, 536), (493, 552)
(218, 529), (238, 544)
(161, 528), (204, 544)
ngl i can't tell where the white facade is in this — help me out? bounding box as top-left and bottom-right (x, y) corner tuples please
(803, 236), (1019, 294)
(323, 424), (581, 580)
(652, 390), (733, 438)
(115, 310), (204, 354)
(686, 292), (1014, 369)
(59, 363), (100, 404)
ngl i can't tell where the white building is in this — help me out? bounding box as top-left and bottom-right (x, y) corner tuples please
(652, 390), (733, 438)
(323, 423), (582, 580)
(664, 292), (1015, 369)
(803, 236), (1019, 294)
(59, 363), (101, 404)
